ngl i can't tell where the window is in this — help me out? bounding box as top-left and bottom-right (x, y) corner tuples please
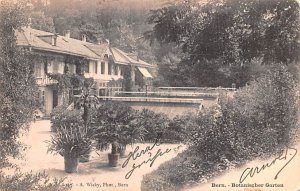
(52, 62), (59, 73)
(84, 62), (89, 73)
(42, 91), (45, 105)
(69, 64), (76, 74)
(114, 64), (118, 75)
(101, 61), (105, 74)
(99, 88), (106, 96)
(94, 62), (98, 74)
(108, 63), (112, 75)
(120, 65), (123, 76)
(34, 63), (42, 77)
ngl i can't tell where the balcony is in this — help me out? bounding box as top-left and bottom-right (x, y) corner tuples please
(36, 76), (58, 86)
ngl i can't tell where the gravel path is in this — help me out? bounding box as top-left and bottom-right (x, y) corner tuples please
(15, 120), (185, 191)
(185, 142), (300, 191)
(15, 120), (300, 191)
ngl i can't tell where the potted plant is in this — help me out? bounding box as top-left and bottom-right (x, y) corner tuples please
(95, 124), (123, 167)
(47, 124), (94, 173)
(117, 115), (145, 158)
(94, 101), (145, 166)
(50, 104), (83, 132)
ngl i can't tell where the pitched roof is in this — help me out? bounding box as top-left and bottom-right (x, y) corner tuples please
(16, 27), (100, 60)
(85, 43), (108, 58)
(110, 47), (155, 68)
(16, 27), (155, 68)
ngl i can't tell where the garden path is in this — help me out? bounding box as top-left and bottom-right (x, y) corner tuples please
(15, 120), (185, 191)
(185, 141), (300, 191)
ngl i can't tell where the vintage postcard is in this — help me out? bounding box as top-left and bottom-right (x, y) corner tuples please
(0, 0), (299, 191)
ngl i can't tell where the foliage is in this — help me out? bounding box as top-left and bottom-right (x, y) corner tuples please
(141, 147), (236, 191)
(50, 104), (84, 132)
(123, 66), (134, 91)
(220, 64), (299, 159)
(166, 113), (197, 143)
(136, 109), (169, 142)
(147, 0), (300, 87)
(187, 107), (237, 162)
(141, 64), (299, 190)
(135, 109), (198, 143)
(93, 101), (145, 154)
(0, 1), (70, 190)
(30, 11), (55, 33)
(0, 0), (37, 168)
(47, 124), (94, 158)
(0, 171), (71, 191)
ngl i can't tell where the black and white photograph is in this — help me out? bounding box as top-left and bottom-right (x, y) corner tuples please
(0, 0), (300, 190)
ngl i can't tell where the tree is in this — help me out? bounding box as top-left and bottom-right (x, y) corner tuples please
(147, 0), (300, 87)
(30, 11), (55, 33)
(94, 102), (144, 166)
(0, 0), (36, 169)
(0, 1), (70, 190)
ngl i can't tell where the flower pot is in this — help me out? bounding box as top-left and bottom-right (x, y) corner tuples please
(64, 156), (79, 173)
(108, 153), (119, 167)
(79, 153), (90, 163)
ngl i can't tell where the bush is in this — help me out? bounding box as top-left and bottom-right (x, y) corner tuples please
(137, 109), (169, 142)
(220, 64), (299, 159)
(137, 110), (199, 143)
(166, 113), (197, 143)
(50, 104), (83, 132)
(93, 101), (145, 154)
(141, 148), (235, 191)
(141, 64), (299, 190)
(0, 171), (71, 191)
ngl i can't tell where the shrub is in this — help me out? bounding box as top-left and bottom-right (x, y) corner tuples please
(136, 109), (169, 142)
(141, 148), (234, 191)
(136, 110), (199, 143)
(93, 101), (145, 154)
(141, 64), (299, 190)
(47, 124), (94, 158)
(50, 104), (83, 132)
(166, 113), (198, 143)
(220, 64), (299, 159)
(0, 171), (71, 191)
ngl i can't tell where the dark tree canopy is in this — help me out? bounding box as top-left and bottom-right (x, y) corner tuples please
(147, 0), (300, 87)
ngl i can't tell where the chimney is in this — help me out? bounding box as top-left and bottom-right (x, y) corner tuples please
(63, 30), (71, 39)
(28, 17), (32, 29)
(51, 34), (58, 46)
(105, 39), (110, 45)
(82, 34), (87, 42)
(96, 37), (103, 44)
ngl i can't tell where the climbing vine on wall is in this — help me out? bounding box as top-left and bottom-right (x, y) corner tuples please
(123, 66), (133, 91)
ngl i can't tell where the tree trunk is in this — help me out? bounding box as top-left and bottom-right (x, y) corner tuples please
(111, 142), (117, 155)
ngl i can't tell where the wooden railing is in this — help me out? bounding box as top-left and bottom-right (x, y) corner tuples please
(116, 91), (219, 98)
(158, 87), (236, 91)
(97, 96), (203, 104)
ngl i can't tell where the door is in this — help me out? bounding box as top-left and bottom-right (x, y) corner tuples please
(53, 90), (58, 108)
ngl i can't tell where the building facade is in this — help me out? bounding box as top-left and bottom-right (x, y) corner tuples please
(16, 27), (154, 116)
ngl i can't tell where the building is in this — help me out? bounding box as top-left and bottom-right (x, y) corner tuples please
(16, 27), (155, 116)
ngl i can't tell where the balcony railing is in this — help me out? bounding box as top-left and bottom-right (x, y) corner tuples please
(36, 76), (58, 86)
